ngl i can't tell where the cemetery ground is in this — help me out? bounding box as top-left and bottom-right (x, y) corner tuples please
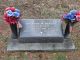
(0, 19), (80, 60)
(0, 0), (80, 60)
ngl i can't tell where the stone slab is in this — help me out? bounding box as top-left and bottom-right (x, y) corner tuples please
(7, 38), (76, 51)
(19, 19), (64, 43)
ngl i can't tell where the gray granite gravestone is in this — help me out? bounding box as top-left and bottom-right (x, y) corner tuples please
(19, 19), (64, 43)
(7, 19), (76, 51)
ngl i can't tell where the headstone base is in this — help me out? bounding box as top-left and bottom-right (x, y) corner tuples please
(7, 38), (76, 51)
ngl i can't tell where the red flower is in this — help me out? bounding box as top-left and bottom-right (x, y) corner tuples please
(2, 0), (7, 2)
(3, 12), (18, 24)
(76, 11), (80, 22)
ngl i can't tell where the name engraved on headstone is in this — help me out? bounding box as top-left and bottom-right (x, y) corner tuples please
(34, 20), (55, 36)
(19, 19), (64, 43)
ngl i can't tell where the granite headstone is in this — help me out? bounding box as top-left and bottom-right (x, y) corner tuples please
(7, 19), (75, 51)
(19, 19), (64, 43)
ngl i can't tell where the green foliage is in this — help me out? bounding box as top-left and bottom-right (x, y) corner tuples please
(6, 56), (18, 60)
(55, 54), (67, 60)
(0, 0), (2, 4)
(20, 53), (28, 60)
(23, 54), (28, 60)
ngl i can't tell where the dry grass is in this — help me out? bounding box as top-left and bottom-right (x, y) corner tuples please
(0, 0), (80, 60)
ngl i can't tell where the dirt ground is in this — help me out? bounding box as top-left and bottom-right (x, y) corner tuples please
(0, 14), (80, 60)
(0, 0), (80, 60)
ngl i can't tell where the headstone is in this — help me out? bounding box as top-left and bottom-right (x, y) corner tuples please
(19, 19), (64, 43)
(7, 19), (76, 51)
(7, 38), (76, 51)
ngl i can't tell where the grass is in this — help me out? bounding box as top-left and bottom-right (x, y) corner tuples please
(0, 0), (80, 60)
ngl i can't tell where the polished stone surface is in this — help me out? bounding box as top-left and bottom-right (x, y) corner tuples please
(19, 19), (64, 43)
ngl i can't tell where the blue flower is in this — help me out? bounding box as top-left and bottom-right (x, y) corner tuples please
(13, 11), (20, 17)
(15, 9), (20, 13)
(63, 10), (77, 21)
(6, 10), (13, 17)
(69, 10), (77, 15)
